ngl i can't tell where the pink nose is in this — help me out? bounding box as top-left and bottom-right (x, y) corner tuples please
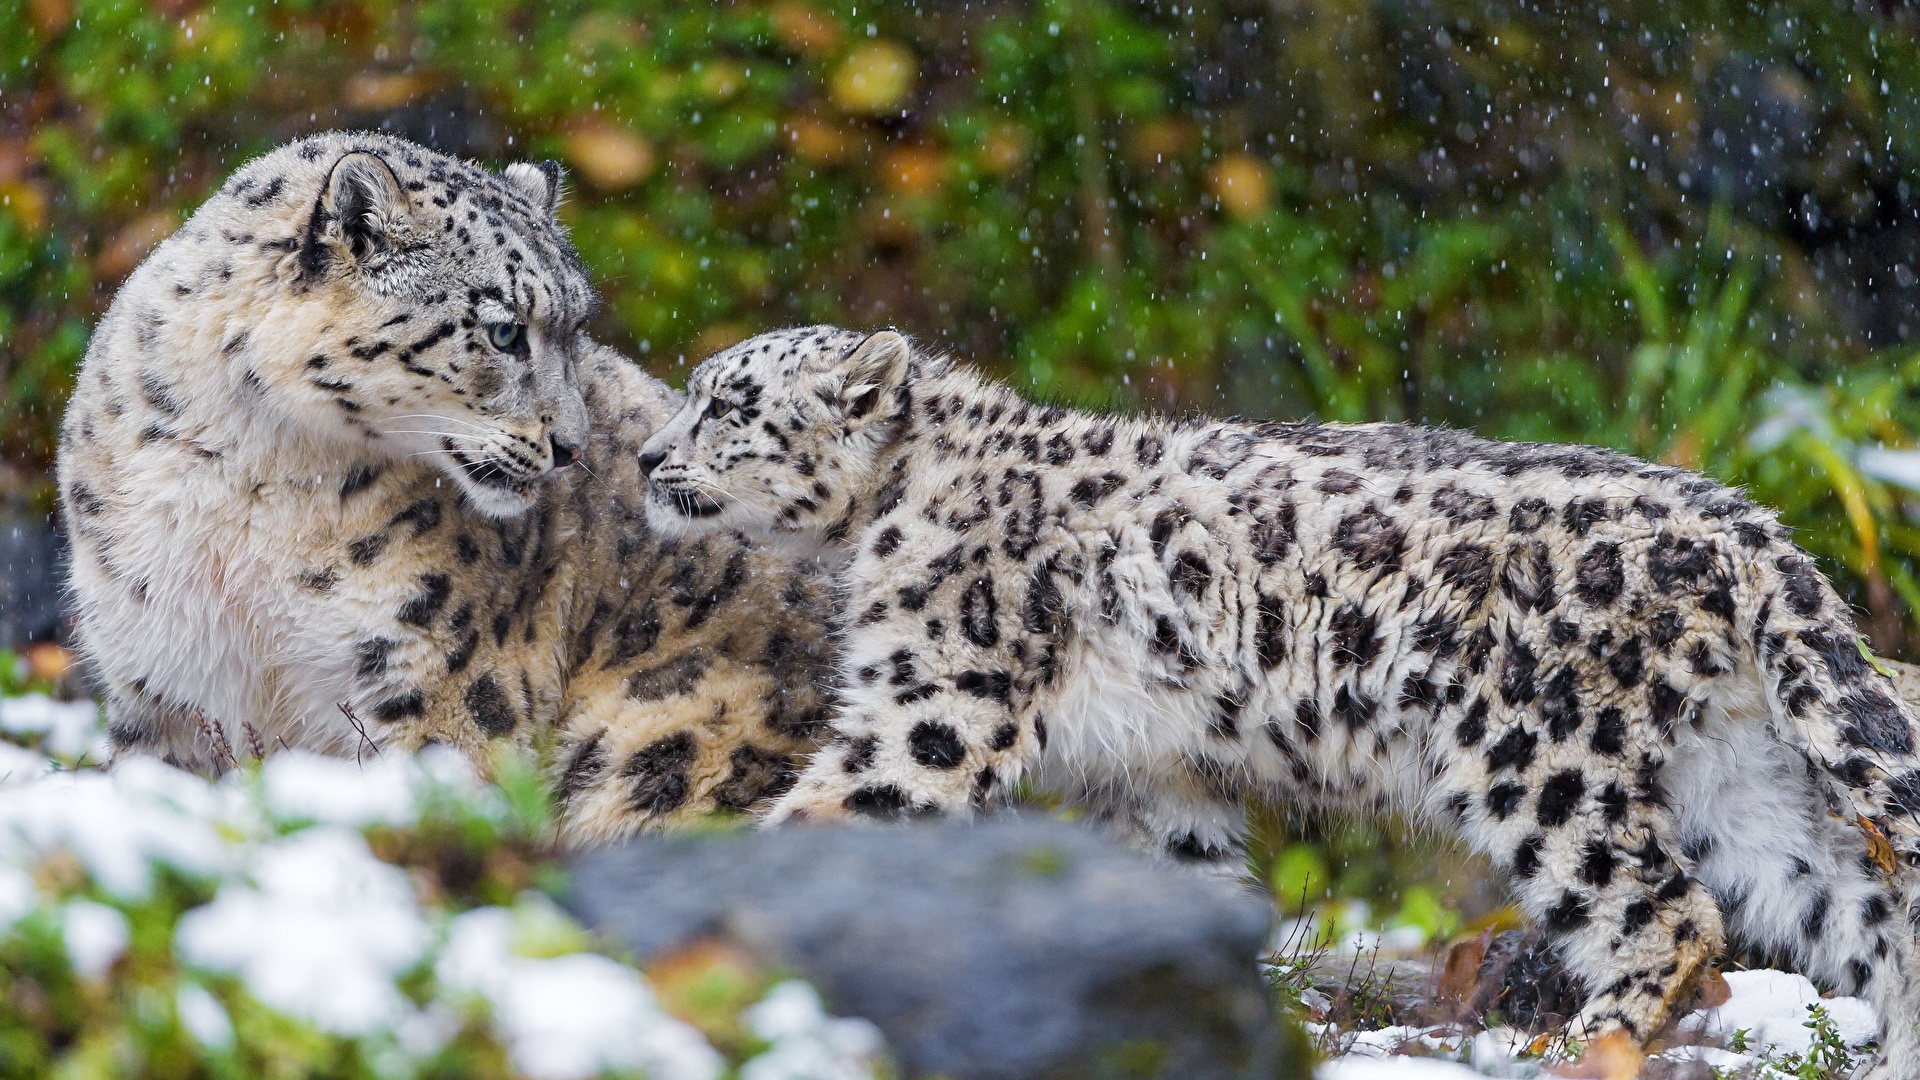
(550, 433), (582, 466)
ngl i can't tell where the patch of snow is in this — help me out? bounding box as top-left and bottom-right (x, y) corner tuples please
(1317, 969), (1880, 1080)
(740, 980), (887, 1080)
(1340, 1026), (1462, 1058)
(1341, 926), (1428, 957)
(176, 983), (236, 1051)
(438, 905), (724, 1080)
(1749, 385), (1835, 452)
(1319, 1054), (1487, 1080)
(0, 722), (869, 1079)
(0, 760), (231, 898)
(261, 751), (420, 828)
(1468, 1028), (1541, 1072)
(0, 695), (106, 761)
(0, 863), (34, 929)
(1858, 446), (1920, 491)
(62, 897), (129, 979)
(1679, 969), (1879, 1055)
(0, 741), (52, 786)
(176, 827), (429, 1036)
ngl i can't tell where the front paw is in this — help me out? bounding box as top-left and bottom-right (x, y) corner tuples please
(761, 764), (950, 826)
(760, 783), (856, 826)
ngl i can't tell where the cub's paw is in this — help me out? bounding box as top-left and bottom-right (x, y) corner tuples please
(760, 761), (952, 826)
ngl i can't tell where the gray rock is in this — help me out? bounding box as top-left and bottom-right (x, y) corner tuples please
(0, 516), (64, 650)
(564, 815), (1296, 1080)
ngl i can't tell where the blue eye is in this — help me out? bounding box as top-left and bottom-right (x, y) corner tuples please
(487, 322), (526, 352)
(707, 398), (734, 420)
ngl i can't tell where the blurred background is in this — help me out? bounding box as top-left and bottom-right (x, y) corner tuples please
(9, 0), (1920, 940)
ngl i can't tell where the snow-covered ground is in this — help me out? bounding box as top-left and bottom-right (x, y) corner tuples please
(0, 692), (884, 1080)
(0, 691), (1888, 1079)
(1306, 958), (1882, 1079)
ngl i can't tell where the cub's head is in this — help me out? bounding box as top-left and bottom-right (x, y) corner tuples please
(638, 326), (915, 543)
(157, 133), (596, 517)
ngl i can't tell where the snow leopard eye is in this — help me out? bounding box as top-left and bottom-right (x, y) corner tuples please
(706, 398), (734, 420)
(486, 321), (527, 353)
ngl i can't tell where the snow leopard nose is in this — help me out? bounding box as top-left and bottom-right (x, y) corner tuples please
(549, 432), (582, 468)
(638, 448), (667, 477)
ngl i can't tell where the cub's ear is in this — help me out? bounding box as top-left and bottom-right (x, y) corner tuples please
(319, 152), (413, 268)
(837, 329), (912, 420)
(503, 160), (564, 217)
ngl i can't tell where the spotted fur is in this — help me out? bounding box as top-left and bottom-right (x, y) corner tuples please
(58, 134), (834, 843)
(641, 325), (1920, 1073)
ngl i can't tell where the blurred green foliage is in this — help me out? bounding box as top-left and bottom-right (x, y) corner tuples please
(12, 0), (1920, 656)
(15, 0), (1920, 948)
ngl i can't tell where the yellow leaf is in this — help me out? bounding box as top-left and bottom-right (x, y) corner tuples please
(563, 120), (656, 192)
(1859, 815), (1897, 877)
(831, 41), (916, 116)
(1209, 154), (1272, 220)
(770, 2), (841, 58)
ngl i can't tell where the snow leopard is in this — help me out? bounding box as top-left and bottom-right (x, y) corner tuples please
(58, 133), (836, 843)
(637, 325), (1920, 1073)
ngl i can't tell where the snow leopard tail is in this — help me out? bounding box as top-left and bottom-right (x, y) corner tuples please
(1733, 537), (1920, 1080)
(1737, 534), (1920, 865)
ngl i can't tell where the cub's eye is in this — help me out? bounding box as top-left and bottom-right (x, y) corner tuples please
(486, 322), (526, 353)
(706, 398), (734, 420)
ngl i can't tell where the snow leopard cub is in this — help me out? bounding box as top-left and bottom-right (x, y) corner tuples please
(638, 325), (1920, 1072)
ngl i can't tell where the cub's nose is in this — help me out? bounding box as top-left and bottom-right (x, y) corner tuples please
(549, 433), (582, 468)
(638, 448), (667, 476)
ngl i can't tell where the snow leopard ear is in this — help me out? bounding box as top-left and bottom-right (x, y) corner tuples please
(837, 329), (912, 421)
(318, 151), (413, 270)
(503, 160), (564, 217)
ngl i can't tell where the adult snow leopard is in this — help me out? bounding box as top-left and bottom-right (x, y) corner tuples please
(637, 325), (1920, 1072)
(58, 133), (835, 842)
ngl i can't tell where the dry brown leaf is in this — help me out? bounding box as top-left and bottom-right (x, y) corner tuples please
(770, 1), (841, 58)
(786, 114), (858, 165)
(98, 211), (177, 281)
(1549, 1032), (1645, 1080)
(1126, 117), (1197, 167)
(344, 72), (429, 112)
(27, 0), (70, 37)
(563, 119), (655, 192)
(25, 642), (72, 682)
(1435, 930), (1492, 1007)
(881, 146), (946, 196)
(0, 179), (50, 233)
(981, 124), (1030, 176)
(1858, 815), (1898, 877)
(1695, 968), (1731, 1010)
(1209, 154), (1272, 219)
(692, 323), (750, 359)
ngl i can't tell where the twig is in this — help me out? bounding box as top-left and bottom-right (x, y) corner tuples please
(241, 719), (268, 762)
(193, 709), (237, 774)
(337, 702), (380, 764)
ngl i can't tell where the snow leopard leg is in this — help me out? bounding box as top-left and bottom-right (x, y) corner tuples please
(1699, 804), (1917, 1080)
(1471, 790), (1723, 1044)
(1734, 546), (1920, 1078)
(1669, 682), (1918, 1080)
(553, 635), (833, 845)
(101, 673), (227, 773)
(550, 532), (838, 845)
(1065, 767), (1252, 881)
